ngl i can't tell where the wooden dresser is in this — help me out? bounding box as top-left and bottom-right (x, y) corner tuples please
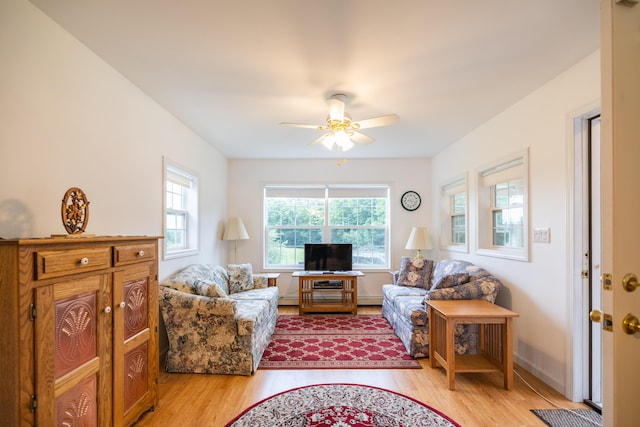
(0, 236), (160, 426)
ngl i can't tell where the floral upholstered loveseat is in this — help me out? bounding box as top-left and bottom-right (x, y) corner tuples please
(382, 258), (502, 358)
(159, 263), (278, 375)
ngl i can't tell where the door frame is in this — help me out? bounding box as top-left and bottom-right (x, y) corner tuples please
(568, 104), (600, 402)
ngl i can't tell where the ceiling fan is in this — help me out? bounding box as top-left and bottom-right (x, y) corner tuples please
(279, 94), (399, 151)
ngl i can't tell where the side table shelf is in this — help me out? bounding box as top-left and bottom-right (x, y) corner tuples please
(292, 271), (364, 315)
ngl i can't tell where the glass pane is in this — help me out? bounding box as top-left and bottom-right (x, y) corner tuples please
(451, 214), (466, 244)
(266, 227), (322, 267)
(329, 198), (387, 226)
(494, 183), (509, 208)
(331, 228), (386, 267)
(266, 198), (324, 226)
(452, 193), (466, 214)
(492, 208), (524, 248)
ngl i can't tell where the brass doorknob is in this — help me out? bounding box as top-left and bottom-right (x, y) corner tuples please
(623, 273), (639, 292)
(623, 314), (640, 335)
(590, 310), (602, 323)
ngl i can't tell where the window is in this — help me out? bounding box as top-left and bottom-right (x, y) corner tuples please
(476, 149), (529, 261)
(264, 185), (390, 270)
(440, 174), (468, 253)
(491, 180), (525, 248)
(163, 159), (199, 259)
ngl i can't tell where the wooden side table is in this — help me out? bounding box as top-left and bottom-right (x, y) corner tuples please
(426, 300), (519, 391)
(264, 273), (280, 287)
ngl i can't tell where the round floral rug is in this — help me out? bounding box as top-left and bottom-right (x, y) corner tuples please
(224, 383), (460, 427)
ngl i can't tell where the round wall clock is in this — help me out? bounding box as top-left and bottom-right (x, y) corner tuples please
(401, 190), (421, 211)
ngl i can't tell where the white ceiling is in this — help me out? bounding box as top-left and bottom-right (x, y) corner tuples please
(29, 0), (600, 160)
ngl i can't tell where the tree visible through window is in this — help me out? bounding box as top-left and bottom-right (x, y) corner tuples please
(264, 185), (390, 269)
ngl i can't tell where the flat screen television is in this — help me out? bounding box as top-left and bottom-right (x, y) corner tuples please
(304, 243), (353, 272)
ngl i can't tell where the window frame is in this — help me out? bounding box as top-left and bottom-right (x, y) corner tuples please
(439, 173), (469, 253)
(263, 184), (391, 271)
(163, 158), (200, 260)
(476, 149), (529, 261)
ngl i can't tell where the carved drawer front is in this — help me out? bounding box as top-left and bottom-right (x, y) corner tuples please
(113, 243), (156, 266)
(124, 342), (149, 413)
(124, 278), (149, 339)
(56, 375), (98, 427)
(36, 247), (111, 280)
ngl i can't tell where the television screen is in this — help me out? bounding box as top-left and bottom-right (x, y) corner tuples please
(304, 243), (353, 272)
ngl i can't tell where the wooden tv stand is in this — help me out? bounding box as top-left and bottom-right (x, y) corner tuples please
(293, 271), (364, 315)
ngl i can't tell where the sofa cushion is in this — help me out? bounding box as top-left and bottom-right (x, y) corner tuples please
(431, 272), (470, 290)
(252, 274), (268, 289)
(161, 264), (229, 298)
(228, 263), (254, 294)
(397, 256), (434, 288)
(427, 276), (502, 302)
(228, 287), (279, 312)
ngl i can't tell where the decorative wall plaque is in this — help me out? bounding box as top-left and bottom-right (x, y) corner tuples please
(59, 187), (93, 236)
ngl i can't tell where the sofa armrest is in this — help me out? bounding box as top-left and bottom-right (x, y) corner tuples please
(159, 286), (240, 347)
(426, 276), (501, 303)
(391, 270), (399, 285)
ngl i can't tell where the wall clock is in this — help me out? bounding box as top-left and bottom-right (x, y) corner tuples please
(401, 190), (421, 211)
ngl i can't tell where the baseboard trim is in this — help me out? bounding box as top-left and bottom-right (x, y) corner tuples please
(277, 295), (383, 306)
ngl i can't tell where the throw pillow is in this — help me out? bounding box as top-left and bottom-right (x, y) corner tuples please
(430, 272), (470, 290)
(194, 280), (228, 298)
(227, 263), (254, 294)
(397, 256), (434, 288)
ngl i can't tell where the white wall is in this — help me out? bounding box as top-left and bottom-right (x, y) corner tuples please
(0, 0), (227, 278)
(227, 158), (432, 304)
(431, 51), (600, 395)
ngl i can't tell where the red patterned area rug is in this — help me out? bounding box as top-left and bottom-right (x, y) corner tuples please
(224, 383), (460, 427)
(258, 315), (421, 370)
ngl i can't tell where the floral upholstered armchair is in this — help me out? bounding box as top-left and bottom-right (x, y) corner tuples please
(159, 263), (278, 375)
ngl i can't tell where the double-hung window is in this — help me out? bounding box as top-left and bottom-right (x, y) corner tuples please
(264, 185), (390, 270)
(440, 174), (468, 253)
(163, 159), (199, 259)
(476, 149), (529, 261)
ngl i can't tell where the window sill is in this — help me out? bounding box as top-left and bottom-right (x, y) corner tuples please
(164, 248), (199, 260)
(476, 247), (529, 262)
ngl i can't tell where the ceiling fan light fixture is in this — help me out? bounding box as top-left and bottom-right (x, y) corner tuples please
(321, 134), (336, 150)
(335, 130), (354, 151)
(280, 93), (398, 151)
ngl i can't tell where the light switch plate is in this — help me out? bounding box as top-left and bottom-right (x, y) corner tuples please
(534, 227), (550, 243)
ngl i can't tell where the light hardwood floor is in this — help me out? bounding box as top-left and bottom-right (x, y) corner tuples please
(134, 306), (589, 427)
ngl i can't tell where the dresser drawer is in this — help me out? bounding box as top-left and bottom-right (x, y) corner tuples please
(113, 243), (156, 266)
(35, 247), (112, 280)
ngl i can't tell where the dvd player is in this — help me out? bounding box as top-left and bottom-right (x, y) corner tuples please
(312, 280), (343, 289)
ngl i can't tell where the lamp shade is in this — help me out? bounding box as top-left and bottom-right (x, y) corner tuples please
(222, 217), (249, 241)
(405, 227), (432, 259)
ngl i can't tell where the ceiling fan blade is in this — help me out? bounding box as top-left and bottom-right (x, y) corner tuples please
(309, 133), (331, 145)
(279, 122), (328, 130)
(350, 131), (375, 145)
(310, 133), (336, 150)
(327, 96), (345, 121)
(352, 114), (400, 130)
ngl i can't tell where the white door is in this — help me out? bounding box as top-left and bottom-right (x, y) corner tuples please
(600, 1), (640, 425)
